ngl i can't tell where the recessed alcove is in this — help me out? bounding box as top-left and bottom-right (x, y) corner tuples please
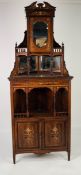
(14, 89), (27, 115)
(55, 88), (68, 115)
(28, 87), (53, 115)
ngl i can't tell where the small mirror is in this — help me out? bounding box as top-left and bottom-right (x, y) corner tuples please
(19, 56), (27, 74)
(30, 56), (36, 71)
(40, 56), (50, 70)
(40, 56), (61, 72)
(52, 56), (61, 72)
(33, 22), (48, 48)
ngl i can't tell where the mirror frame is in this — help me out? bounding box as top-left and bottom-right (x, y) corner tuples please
(27, 17), (53, 55)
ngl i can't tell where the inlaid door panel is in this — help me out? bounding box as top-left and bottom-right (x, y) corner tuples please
(16, 122), (39, 149)
(45, 121), (66, 147)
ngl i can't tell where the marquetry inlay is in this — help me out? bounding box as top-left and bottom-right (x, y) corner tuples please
(24, 126), (34, 145)
(50, 125), (60, 141)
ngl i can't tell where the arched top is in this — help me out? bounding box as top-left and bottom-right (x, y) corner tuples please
(29, 87), (53, 93)
(56, 87), (68, 93)
(13, 88), (26, 93)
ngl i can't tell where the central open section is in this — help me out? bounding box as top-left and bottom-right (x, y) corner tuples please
(28, 87), (53, 115)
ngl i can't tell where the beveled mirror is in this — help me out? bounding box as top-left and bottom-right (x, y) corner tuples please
(33, 22), (48, 48)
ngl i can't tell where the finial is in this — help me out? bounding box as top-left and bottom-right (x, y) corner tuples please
(15, 42), (17, 47)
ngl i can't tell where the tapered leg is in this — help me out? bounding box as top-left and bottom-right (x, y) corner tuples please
(13, 153), (16, 164)
(68, 151), (70, 161)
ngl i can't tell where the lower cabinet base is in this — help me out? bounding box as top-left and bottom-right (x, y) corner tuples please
(12, 118), (70, 163)
(13, 149), (70, 164)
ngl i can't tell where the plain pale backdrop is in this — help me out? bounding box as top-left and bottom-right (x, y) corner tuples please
(0, 0), (81, 174)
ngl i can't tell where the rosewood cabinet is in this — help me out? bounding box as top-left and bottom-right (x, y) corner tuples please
(9, 2), (73, 163)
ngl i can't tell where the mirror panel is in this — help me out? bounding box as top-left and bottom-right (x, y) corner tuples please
(52, 56), (61, 72)
(40, 56), (61, 72)
(30, 56), (37, 71)
(40, 56), (50, 70)
(33, 22), (48, 48)
(19, 56), (27, 74)
(19, 56), (61, 73)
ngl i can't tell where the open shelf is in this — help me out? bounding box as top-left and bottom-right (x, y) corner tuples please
(14, 89), (27, 114)
(13, 87), (68, 118)
(28, 87), (53, 114)
(55, 88), (68, 113)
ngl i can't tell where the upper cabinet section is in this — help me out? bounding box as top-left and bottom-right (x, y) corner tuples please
(9, 2), (71, 79)
(25, 2), (56, 55)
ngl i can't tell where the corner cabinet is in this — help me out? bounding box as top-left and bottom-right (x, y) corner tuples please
(9, 2), (73, 163)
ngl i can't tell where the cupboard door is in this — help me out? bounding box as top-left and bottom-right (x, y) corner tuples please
(16, 122), (39, 149)
(45, 121), (66, 147)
